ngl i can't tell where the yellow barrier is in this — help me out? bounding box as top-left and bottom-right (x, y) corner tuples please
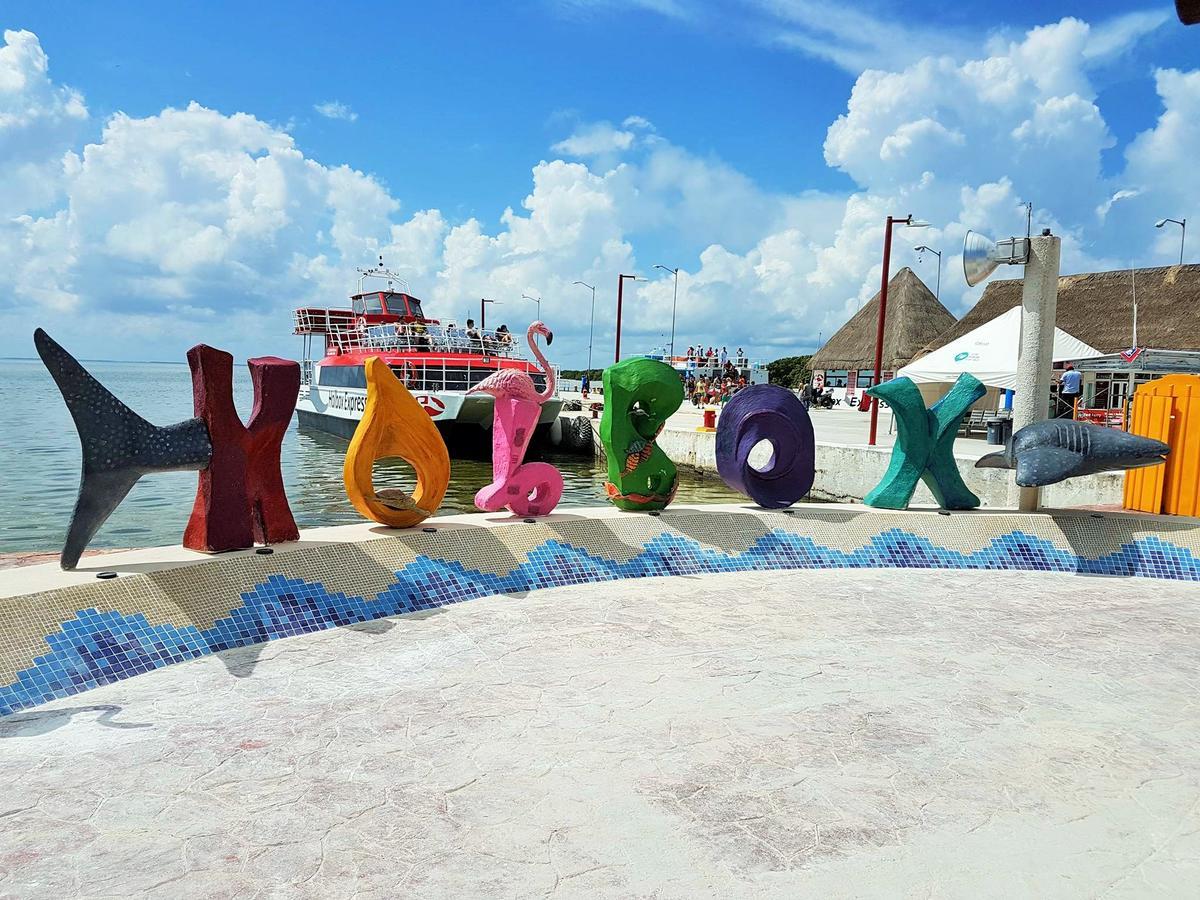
(343, 358), (451, 527)
(1123, 375), (1200, 516)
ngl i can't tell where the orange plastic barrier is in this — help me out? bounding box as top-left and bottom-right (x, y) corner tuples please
(1123, 375), (1200, 516)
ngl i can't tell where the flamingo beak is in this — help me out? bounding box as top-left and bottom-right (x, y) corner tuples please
(544, 330), (554, 345)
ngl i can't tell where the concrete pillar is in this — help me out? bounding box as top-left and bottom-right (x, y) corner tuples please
(1012, 232), (1061, 511)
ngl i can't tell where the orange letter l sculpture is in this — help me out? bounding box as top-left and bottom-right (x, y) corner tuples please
(343, 358), (451, 528)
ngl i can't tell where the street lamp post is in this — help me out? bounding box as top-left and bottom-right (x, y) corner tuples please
(869, 214), (929, 446)
(654, 264), (680, 360)
(615, 273), (645, 364)
(573, 280), (596, 377)
(1156, 218), (1187, 266)
(913, 245), (942, 300)
(521, 293), (541, 321)
(480, 298), (500, 331)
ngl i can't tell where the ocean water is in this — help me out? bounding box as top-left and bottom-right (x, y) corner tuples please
(0, 358), (745, 553)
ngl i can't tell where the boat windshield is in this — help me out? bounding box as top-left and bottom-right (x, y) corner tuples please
(352, 293), (386, 315)
(406, 296), (424, 319)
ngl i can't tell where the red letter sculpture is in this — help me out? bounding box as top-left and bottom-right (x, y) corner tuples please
(184, 346), (300, 552)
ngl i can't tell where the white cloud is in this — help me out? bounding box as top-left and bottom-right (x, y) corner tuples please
(757, 0), (970, 73)
(1, 19), (1196, 367)
(313, 100), (357, 122)
(0, 29), (87, 211)
(551, 121), (636, 157)
(1095, 188), (1140, 221)
(550, 0), (693, 21)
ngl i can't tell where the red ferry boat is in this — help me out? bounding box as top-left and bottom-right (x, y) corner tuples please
(294, 262), (562, 441)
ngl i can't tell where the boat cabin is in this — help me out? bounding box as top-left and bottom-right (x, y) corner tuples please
(351, 290), (428, 324)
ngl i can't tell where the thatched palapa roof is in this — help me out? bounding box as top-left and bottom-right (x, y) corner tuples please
(811, 267), (956, 372)
(924, 264), (1200, 356)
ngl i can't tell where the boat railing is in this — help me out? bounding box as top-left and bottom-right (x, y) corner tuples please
(293, 307), (357, 335)
(310, 353), (561, 396)
(386, 356), (561, 395)
(325, 323), (528, 359)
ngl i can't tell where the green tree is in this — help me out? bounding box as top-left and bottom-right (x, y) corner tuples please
(766, 355), (812, 389)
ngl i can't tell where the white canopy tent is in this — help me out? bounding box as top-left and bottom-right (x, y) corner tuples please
(896, 306), (1102, 390)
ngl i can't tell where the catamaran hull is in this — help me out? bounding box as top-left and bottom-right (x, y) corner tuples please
(294, 385), (564, 441)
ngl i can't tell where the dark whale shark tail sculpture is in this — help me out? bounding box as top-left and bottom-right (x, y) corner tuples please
(34, 329), (212, 569)
(975, 419), (1169, 488)
(35, 329), (299, 570)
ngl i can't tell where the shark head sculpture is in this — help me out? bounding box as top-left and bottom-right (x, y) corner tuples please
(976, 420), (1169, 488)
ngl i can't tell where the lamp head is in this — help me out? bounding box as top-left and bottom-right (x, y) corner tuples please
(963, 230), (1000, 287)
(1156, 219), (1168, 228)
(962, 230), (1031, 286)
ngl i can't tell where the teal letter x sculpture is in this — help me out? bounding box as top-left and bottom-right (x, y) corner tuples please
(864, 373), (987, 510)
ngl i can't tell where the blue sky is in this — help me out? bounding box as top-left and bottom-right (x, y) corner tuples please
(1, 1), (1197, 367)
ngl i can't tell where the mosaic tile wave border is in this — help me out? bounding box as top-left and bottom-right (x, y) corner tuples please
(3, 514), (1199, 717)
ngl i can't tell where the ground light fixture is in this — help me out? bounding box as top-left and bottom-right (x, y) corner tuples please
(868, 215), (929, 446)
(653, 264), (681, 360)
(573, 280), (597, 377)
(1155, 218), (1186, 266)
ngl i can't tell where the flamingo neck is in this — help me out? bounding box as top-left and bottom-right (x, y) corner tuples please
(527, 325), (555, 402)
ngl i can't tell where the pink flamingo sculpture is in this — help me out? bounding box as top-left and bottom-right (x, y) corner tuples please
(468, 321), (564, 516)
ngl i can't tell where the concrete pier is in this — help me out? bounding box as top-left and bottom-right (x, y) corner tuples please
(2, 505), (1197, 895)
(561, 398), (1123, 508)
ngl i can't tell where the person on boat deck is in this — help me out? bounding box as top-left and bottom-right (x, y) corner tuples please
(720, 346), (728, 367)
(465, 318), (482, 352)
(410, 320), (430, 351)
(736, 347), (745, 366)
(445, 321), (463, 351)
(581, 372), (590, 398)
(496, 324), (514, 354)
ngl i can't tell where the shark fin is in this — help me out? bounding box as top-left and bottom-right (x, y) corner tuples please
(975, 451), (1011, 470)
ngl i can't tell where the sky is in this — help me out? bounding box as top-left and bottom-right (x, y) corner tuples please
(0, 1), (1197, 369)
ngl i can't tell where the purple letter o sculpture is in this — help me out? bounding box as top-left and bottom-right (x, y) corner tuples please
(715, 384), (815, 509)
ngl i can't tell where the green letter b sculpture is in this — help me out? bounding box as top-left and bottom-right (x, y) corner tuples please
(864, 373), (986, 510)
(600, 358), (683, 510)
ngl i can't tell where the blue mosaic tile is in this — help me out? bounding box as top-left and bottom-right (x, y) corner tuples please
(2, 528), (1198, 717)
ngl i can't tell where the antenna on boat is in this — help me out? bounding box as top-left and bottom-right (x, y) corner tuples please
(355, 255), (410, 296)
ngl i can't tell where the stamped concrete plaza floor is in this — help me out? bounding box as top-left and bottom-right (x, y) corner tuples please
(2, 568), (1198, 898)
